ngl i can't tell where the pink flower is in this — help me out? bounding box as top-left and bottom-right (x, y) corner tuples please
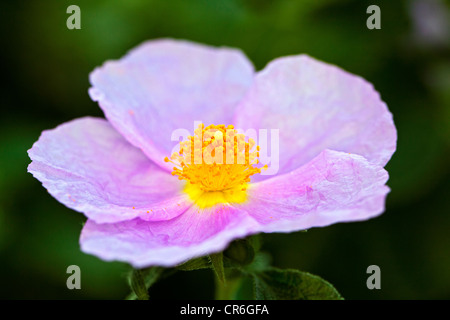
(28, 39), (396, 268)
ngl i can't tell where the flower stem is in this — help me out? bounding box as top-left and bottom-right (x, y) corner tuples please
(214, 274), (242, 300)
(130, 269), (149, 300)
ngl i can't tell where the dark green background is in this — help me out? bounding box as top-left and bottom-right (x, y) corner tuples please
(1, 0), (449, 299)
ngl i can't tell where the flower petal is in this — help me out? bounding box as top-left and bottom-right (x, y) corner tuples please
(241, 149), (390, 232)
(89, 38), (255, 171)
(234, 55), (397, 180)
(79, 149), (390, 267)
(28, 117), (190, 223)
(80, 204), (259, 268)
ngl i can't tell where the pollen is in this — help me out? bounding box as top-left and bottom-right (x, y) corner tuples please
(165, 123), (267, 207)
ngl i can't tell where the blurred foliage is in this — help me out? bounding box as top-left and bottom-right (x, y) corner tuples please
(0, 0), (449, 299)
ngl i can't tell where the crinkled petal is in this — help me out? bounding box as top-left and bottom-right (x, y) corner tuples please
(234, 55), (397, 181)
(240, 149), (390, 232)
(28, 117), (190, 223)
(80, 204), (260, 268)
(89, 38), (255, 171)
(80, 149), (389, 267)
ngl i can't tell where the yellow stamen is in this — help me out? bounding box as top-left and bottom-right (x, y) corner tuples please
(165, 124), (266, 208)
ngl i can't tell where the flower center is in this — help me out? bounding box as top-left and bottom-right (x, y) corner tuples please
(164, 124), (267, 208)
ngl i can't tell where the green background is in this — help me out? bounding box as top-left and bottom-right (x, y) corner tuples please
(1, 0), (449, 299)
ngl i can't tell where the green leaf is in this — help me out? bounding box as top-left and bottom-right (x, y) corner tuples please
(209, 252), (226, 284)
(252, 267), (343, 300)
(175, 256), (211, 271)
(127, 267), (164, 300)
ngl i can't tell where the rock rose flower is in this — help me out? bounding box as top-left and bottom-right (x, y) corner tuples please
(28, 39), (396, 268)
